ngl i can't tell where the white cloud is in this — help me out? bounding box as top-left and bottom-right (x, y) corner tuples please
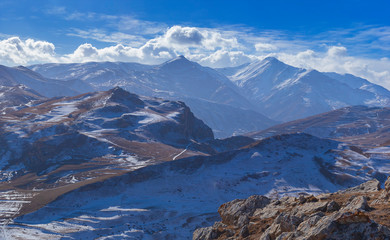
(255, 43), (278, 52)
(164, 26), (204, 45)
(327, 46), (347, 57)
(149, 25), (240, 51)
(1, 23), (390, 90)
(0, 37), (56, 65)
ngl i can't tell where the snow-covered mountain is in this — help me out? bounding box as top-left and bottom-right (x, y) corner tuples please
(222, 57), (390, 122)
(0, 65), (93, 97)
(0, 61), (390, 239)
(9, 133), (389, 239)
(0, 87), (226, 227)
(0, 85), (45, 113)
(29, 57), (276, 138)
(0, 87), (214, 173)
(247, 105), (390, 148)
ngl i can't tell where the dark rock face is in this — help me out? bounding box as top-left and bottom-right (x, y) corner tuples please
(193, 179), (390, 240)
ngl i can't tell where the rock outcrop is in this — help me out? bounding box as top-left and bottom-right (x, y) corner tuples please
(193, 178), (390, 240)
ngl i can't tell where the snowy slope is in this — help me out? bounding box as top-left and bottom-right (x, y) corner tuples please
(0, 87), (215, 178)
(0, 85), (45, 113)
(324, 72), (390, 106)
(30, 57), (275, 138)
(224, 57), (390, 122)
(30, 56), (252, 109)
(9, 133), (389, 239)
(247, 105), (390, 148)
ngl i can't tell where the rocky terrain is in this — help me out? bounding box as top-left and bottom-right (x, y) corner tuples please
(194, 177), (390, 240)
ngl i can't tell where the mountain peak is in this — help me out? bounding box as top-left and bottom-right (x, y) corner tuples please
(176, 55), (187, 60)
(108, 87), (144, 106)
(261, 56), (286, 67)
(160, 55), (196, 68)
(262, 56), (280, 62)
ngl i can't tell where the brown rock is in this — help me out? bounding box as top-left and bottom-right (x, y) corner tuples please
(218, 195), (270, 225)
(326, 200), (340, 212)
(342, 196), (371, 212)
(340, 179), (381, 194)
(292, 201), (329, 217)
(336, 211), (371, 224)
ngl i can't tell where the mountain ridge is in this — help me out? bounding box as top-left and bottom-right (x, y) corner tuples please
(222, 56), (390, 122)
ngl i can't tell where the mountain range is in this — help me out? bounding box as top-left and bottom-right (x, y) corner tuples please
(29, 56), (276, 138)
(0, 56), (387, 138)
(221, 57), (390, 121)
(0, 56), (390, 239)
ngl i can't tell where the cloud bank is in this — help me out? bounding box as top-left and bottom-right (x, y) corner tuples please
(0, 25), (390, 89)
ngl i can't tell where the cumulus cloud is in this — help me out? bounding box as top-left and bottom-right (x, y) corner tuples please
(165, 26), (204, 45)
(62, 25), (243, 65)
(149, 25), (240, 51)
(0, 37), (56, 65)
(1, 24), (390, 90)
(327, 46), (347, 57)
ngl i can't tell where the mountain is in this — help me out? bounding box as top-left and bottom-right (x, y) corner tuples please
(324, 72), (390, 105)
(30, 56), (252, 108)
(29, 57), (276, 138)
(0, 85), (45, 113)
(194, 178), (390, 239)
(0, 87), (215, 173)
(0, 87), (220, 222)
(222, 57), (390, 122)
(9, 133), (388, 239)
(247, 105), (390, 147)
(0, 65), (93, 97)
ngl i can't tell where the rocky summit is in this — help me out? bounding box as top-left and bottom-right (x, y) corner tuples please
(193, 177), (390, 240)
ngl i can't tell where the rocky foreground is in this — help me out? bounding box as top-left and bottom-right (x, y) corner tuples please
(194, 177), (390, 240)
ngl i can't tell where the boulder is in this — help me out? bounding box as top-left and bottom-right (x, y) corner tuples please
(340, 179), (381, 194)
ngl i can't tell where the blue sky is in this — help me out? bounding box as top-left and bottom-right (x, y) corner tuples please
(1, 0), (390, 87)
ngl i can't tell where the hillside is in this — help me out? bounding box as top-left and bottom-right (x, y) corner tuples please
(7, 133), (389, 239)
